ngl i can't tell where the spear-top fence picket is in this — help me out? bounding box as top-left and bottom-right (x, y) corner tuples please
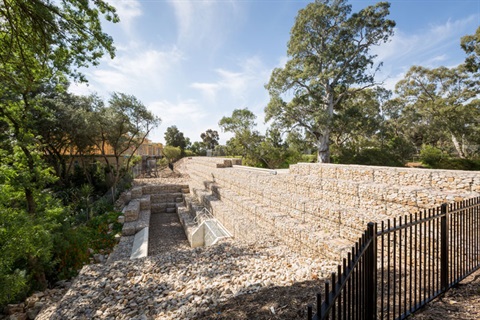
(307, 196), (480, 320)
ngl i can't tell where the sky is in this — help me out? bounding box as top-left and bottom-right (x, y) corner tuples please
(69, 0), (480, 145)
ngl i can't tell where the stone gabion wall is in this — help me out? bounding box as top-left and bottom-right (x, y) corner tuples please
(290, 163), (480, 192)
(177, 158), (480, 259)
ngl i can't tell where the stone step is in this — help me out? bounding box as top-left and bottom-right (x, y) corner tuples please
(121, 209), (151, 236)
(139, 195), (151, 210)
(151, 202), (178, 214)
(142, 184), (189, 195)
(123, 200), (140, 222)
(150, 193), (184, 204)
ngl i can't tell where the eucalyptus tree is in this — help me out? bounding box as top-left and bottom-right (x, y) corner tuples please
(0, 0), (117, 213)
(394, 65), (480, 158)
(31, 89), (98, 185)
(164, 126), (188, 150)
(200, 129), (220, 150)
(87, 93), (161, 197)
(218, 108), (263, 164)
(265, 0), (395, 163)
(461, 26), (480, 73)
(219, 108), (263, 162)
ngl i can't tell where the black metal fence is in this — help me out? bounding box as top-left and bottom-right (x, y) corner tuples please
(307, 196), (480, 320)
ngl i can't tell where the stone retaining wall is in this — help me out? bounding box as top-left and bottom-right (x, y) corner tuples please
(176, 157), (480, 260)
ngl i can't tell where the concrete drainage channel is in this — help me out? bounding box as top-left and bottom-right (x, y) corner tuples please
(177, 206), (232, 248)
(114, 183), (231, 261)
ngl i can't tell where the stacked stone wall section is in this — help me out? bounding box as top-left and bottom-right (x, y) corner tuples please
(176, 158), (479, 260)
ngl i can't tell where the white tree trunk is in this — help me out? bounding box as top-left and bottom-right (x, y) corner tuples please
(451, 132), (466, 159)
(316, 87), (334, 163)
(317, 132), (331, 163)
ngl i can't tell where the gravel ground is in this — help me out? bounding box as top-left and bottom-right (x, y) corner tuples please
(411, 268), (480, 320)
(148, 212), (190, 256)
(37, 239), (338, 320)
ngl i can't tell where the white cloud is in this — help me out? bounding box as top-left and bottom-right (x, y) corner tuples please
(374, 15), (477, 64)
(150, 99), (207, 124)
(108, 0), (142, 35)
(372, 15), (479, 90)
(190, 82), (221, 103)
(191, 56), (270, 107)
(68, 81), (93, 97)
(74, 46), (184, 99)
(167, 0), (243, 49)
(148, 99), (212, 143)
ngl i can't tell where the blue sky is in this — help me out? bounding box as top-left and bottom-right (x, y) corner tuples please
(70, 0), (480, 145)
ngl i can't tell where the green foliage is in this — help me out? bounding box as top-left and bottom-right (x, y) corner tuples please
(0, 0), (131, 308)
(162, 146), (182, 162)
(265, 0), (395, 162)
(420, 145), (480, 170)
(164, 126), (188, 150)
(394, 65), (480, 159)
(50, 210), (121, 281)
(83, 92), (160, 198)
(461, 26), (480, 72)
(437, 158), (480, 171)
(300, 154), (317, 163)
(0, 0), (118, 84)
(200, 129), (220, 150)
(50, 225), (90, 280)
(87, 211), (122, 251)
(189, 141), (207, 156)
(184, 149), (195, 157)
(420, 145), (446, 167)
(220, 108), (265, 163)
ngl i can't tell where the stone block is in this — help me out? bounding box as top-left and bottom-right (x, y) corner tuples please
(136, 210), (151, 232)
(130, 186), (143, 199)
(122, 221), (136, 236)
(139, 195), (151, 210)
(124, 200), (140, 222)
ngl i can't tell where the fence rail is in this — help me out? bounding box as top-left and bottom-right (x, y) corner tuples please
(308, 196), (480, 320)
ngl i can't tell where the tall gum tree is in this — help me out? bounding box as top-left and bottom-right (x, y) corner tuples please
(265, 0), (395, 163)
(394, 65), (480, 158)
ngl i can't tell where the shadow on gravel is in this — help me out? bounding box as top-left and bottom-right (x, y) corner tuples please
(411, 272), (480, 320)
(193, 279), (325, 320)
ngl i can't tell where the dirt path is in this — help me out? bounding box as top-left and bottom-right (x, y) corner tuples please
(148, 212), (190, 256)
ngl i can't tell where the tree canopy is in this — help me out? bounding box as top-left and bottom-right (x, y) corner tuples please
(461, 26), (480, 73)
(265, 0), (395, 163)
(200, 129), (220, 150)
(0, 0), (120, 305)
(164, 126), (189, 150)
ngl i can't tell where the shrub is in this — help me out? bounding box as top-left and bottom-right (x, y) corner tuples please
(419, 145), (446, 167)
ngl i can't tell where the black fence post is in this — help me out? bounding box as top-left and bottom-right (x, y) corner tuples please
(441, 203), (449, 291)
(366, 222), (377, 319)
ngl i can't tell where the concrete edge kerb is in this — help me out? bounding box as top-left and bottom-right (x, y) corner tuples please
(130, 227), (149, 259)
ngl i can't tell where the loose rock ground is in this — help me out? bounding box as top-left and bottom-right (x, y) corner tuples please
(411, 268), (480, 320)
(148, 212), (190, 256)
(37, 239), (337, 319)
